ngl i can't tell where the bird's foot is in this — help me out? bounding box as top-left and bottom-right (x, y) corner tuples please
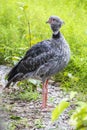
(41, 104), (54, 112)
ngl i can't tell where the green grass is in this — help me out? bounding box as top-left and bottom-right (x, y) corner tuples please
(8, 79), (40, 101)
(0, 0), (87, 100)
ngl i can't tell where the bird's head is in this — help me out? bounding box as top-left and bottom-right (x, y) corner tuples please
(46, 16), (64, 34)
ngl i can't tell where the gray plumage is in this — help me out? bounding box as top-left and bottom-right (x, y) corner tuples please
(5, 16), (70, 88)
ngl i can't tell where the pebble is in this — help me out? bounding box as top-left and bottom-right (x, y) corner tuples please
(0, 65), (74, 130)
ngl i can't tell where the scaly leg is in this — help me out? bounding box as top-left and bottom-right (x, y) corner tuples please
(42, 79), (49, 109)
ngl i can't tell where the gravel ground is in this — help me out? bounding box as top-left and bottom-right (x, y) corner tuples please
(0, 65), (74, 130)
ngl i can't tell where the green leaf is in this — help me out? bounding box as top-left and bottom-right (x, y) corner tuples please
(10, 115), (21, 120)
(76, 101), (87, 107)
(51, 106), (59, 122)
(19, 6), (24, 10)
(70, 102), (87, 129)
(23, 5), (28, 10)
(28, 78), (41, 86)
(70, 91), (77, 99)
(51, 100), (70, 122)
(79, 128), (87, 130)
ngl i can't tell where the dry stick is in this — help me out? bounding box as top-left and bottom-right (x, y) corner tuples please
(23, 10), (31, 47)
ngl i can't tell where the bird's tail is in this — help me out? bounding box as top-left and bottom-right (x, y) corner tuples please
(8, 64), (18, 81)
(5, 72), (23, 89)
(5, 72), (24, 89)
(5, 77), (15, 88)
(5, 61), (23, 88)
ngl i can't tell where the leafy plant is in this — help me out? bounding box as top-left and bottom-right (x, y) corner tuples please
(35, 119), (44, 128)
(10, 79), (41, 101)
(18, 2), (31, 47)
(70, 102), (87, 130)
(51, 99), (70, 122)
(10, 115), (21, 120)
(8, 117), (28, 130)
(0, 0), (87, 100)
(51, 92), (87, 130)
(8, 123), (16, 130)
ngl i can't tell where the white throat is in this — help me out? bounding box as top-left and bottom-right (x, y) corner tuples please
(53, 31), (59, 35)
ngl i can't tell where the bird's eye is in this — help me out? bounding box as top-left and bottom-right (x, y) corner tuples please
(52, 19), (55, 21)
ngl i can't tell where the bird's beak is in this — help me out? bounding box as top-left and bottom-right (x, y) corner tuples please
(46, 19), (51, 24)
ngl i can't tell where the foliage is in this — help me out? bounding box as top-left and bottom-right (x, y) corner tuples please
(51, 100), (70, 122)
(10, 115), (21, 120)
(35, 119), (44, 129)
(10, 79), (41, 101)
(8, 116), (28, 130)
(51, 92), (87, 130)
(70, 102), (87, 130)
(0, 0), (87, 98)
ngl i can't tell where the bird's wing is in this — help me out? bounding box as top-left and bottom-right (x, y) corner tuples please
(16, 40), (54, 73)
(7, 40), (53, 81)
(17, 48), (55, 74)
(24, 40), (51, 58)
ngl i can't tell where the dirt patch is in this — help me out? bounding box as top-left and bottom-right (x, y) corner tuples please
(0, 65), (74, 130)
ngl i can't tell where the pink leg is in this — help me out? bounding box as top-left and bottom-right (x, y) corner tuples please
(42, 79), (49, 109)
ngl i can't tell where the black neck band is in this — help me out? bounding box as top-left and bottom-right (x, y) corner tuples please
(52, 31), (60, 39)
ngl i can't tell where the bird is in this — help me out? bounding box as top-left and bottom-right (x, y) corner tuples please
(5, 16), (70, 110)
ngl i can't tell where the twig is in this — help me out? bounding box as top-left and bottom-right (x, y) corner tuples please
(23, 10), (31, 47)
